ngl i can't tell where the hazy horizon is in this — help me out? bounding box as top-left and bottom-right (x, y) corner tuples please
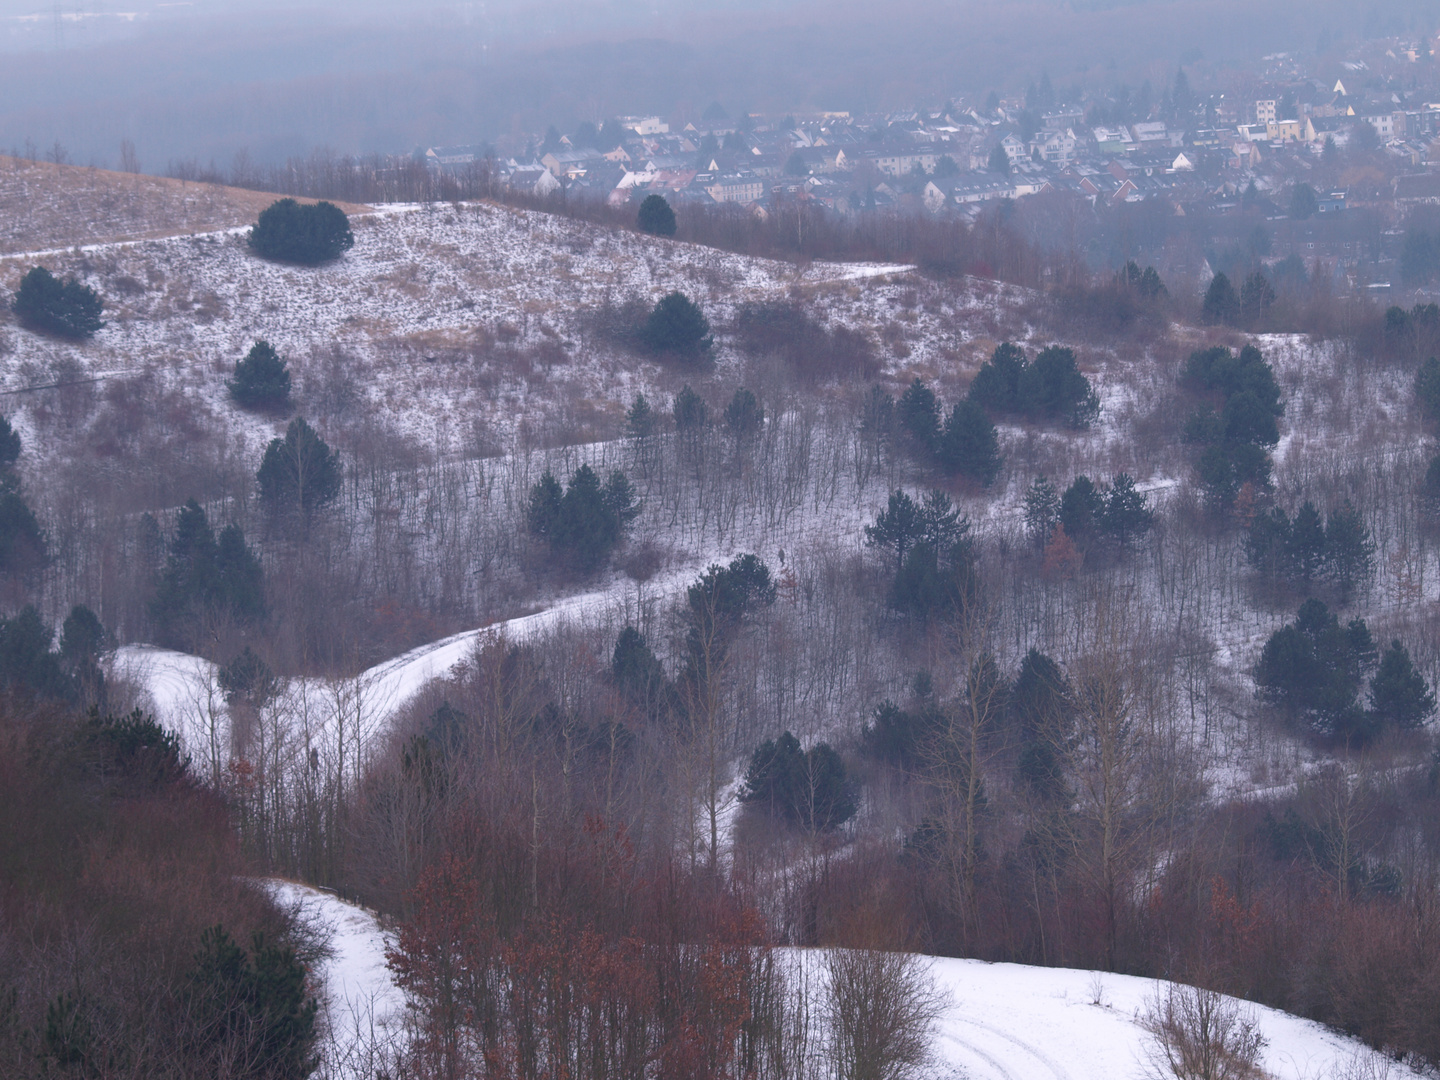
(0, 0), (1432, 170)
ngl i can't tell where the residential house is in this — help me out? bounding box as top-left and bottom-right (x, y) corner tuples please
(704, 172), (765, 204)
(621, 116), (669, 136)
(1031, 128), (1078, 167)
(1256, 99), (1277, 124)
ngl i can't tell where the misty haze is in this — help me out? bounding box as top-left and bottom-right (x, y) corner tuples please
(2, 1), (1440, 1078)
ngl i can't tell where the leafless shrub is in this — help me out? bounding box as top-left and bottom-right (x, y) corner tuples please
(1140, 981), (1268, 1080)
(823, 948), (946, 1080)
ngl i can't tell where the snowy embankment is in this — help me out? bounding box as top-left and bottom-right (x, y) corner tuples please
(280, 882), (1412, 1080)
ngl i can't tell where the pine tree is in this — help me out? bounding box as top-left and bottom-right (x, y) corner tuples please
(636, 194), (677, 237)
(1415, 356), (1440, 423)
(1202, 272), (1240, 325)
(257, 418), (342, 522)
(864, 490), (924, 573)
(1059, 475), (1104, 544)
(1323, 500), (1376, 596)
(1102, 473), (1155, 546)
(968, 342), (1026, 412)
(228, 340), (292, 411)
(723, 388), (764, 436)
(626, 393), (657, 440)
(1284, 501), (1327, 582)
(672, 384), (707, 431)
(1023, 475), (1060, 546)
(896, 378), (941, 452)
(644, 292), (712, 360)
(1369, 639), (1435, 731)
(1256, 599), (1377, 741)
(937, 400), (1001, 485)
(0, 416), (21, 468)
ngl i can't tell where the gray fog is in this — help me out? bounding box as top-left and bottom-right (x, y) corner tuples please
(0, 0), (1430, 170)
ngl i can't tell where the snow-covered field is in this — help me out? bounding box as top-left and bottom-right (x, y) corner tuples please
(280, 881), (1414, 1080)
(0, 197), (940, 464)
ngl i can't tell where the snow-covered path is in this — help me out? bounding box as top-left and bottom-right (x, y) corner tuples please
(272, 881), (1413, 1080)
(266, 880), (406, 1078)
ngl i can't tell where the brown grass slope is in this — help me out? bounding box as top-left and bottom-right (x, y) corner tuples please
(0, 155), (368, 256)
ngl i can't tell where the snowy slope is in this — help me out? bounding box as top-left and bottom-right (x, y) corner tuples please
(272, 881), (1412, 1080)
(926, 959), (1410, 1080)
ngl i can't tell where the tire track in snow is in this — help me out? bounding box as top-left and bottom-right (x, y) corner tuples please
(938, 1030), (1021, 1080)
(950, 1015), (1075, 1080)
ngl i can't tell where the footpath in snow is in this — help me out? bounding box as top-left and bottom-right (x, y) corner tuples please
(277, 881), (1410, 1080)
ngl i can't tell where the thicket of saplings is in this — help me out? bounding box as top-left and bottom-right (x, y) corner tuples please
(7, 190), (1440, 1073)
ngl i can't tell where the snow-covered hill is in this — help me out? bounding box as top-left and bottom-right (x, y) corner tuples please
(282, 881), (1414, 1080)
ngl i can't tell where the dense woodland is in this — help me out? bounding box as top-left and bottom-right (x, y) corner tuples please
(4, 177), (1440, 1079)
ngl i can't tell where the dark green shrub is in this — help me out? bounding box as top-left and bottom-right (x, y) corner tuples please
(248, 198), (354, 265)
(644, 291), (712, 360)
(229, 341), (292, 411)
(636, 193), (677, 237)
(12, 266), (104, 339)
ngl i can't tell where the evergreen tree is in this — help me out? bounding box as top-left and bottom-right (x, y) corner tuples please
(644, 292), (712, 360)
(218, 647), (278, 708)
(723, 388), (764, 436)
(216, 523), (266, 621)
(1289, 183), (1318, 220)
(890, 541), (977, 621)
(0, 416), (21, 468)
(1016, 345), (1099, 428)
(186, 925), (318, 1079)
(1415, 357), (1440, 423)
(1222, 390), (1280, 446)
(1059, 476), (1105, 544)
(1324, 500), (1375, 595)
(248, 198), (354, 265)
(1282, 501), (1326, 583)
(626, 393), (657, 441)
(988, 142), (1011, 174)
(612, 626), (669, 721)
(1369, 640), (1435, 731)
(1256, 599), (1378, 741)
(672, 384), (707, 431)
(0, 605), (72, 701)
(60, 604), (109, 703)
(1023, 475), (1060, 546)
(937, 400), (1001, 485)
(526, 465), (640, 571)
(1102, 473), (1155, 546)
(864, 490), (924, 573)
(1240, 271), (1276, 323)
(12, 266), (104, 339)
(151, 500), (264, 643)
(636, 193), (677, 237)
(741, 731), (856, 831)
(0, 481), (48, 575)
(1202, 272), (1240, 325)
(228, 340), (292, 411)
(896, 378), (941, 452)
(967, 342), (1026, 412)
(257, 418), (342, 522)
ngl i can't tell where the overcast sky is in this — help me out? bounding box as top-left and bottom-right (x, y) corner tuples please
(0, 0), (1431, 170)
